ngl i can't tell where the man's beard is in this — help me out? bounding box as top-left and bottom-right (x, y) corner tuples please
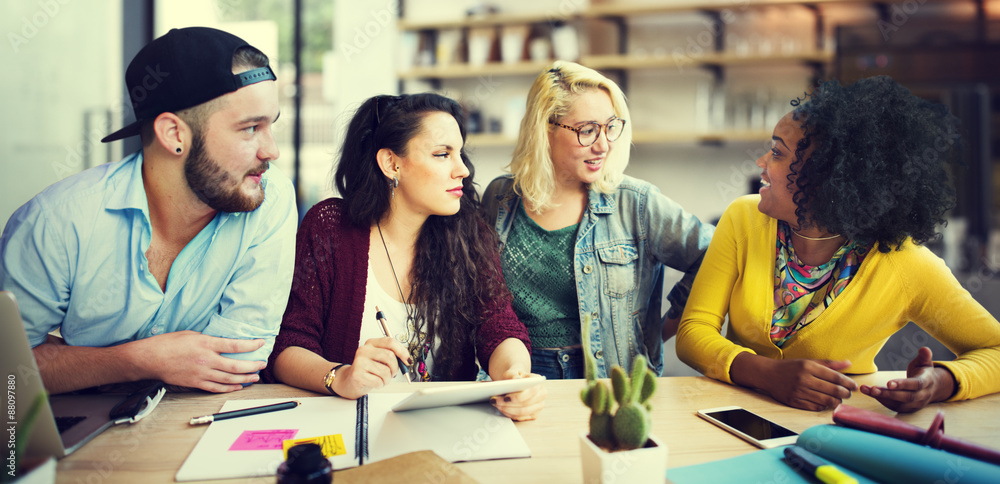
(184, 132), (267, 213)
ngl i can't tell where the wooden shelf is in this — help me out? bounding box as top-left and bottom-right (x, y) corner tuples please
(400, 51), (832, 80)
(399, 60), (557, 80)
(397, 0), (879, 32)
(582, 0), (874, 19)
(399, 12), (578, 31)
(467, 130), (773, 147)
(399, 1), (841, 150)
(583, 51), (833, 70)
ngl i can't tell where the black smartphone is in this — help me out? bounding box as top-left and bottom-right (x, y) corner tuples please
(697, 406), (799, 448)
(109, 381), (165, 423)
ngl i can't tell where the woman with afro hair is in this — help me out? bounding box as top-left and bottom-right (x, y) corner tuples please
(676, 76), (1000, 413)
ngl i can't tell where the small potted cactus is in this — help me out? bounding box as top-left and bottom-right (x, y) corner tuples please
(579, 318), (667, 483)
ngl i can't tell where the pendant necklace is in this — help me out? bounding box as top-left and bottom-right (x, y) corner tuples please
(376, 221), (431, 381)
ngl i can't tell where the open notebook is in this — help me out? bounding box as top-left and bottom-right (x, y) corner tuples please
(175, 393), (531, 481)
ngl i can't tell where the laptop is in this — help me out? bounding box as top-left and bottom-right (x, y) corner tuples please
(2, 291), (133, 458)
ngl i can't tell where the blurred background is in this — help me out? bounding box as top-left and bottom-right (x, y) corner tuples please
(2, 0), (998, 375)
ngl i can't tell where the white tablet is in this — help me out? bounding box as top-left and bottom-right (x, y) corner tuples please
(391, 375), (546, 412)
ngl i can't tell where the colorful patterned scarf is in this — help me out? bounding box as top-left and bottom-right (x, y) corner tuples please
(771, 221), (869, 347)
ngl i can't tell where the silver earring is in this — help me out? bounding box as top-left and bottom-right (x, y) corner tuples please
(391, 176), (398, 199)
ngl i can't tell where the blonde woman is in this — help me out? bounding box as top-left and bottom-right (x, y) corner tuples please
(483, 61), (714, 379)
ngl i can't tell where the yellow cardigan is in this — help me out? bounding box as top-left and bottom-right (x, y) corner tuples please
(677, 195), (1000, 401)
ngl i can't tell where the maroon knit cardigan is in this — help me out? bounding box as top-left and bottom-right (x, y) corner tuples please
(262, 198), (529, 382)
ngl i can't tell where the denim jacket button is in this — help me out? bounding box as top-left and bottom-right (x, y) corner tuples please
(561, 354), (570, 362)
(583, 265), (593, 274)
(595, 350), (603, 359)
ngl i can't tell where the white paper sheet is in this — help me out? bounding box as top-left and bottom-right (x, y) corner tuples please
(175, 394), (530, 481)
(175, 396), (373, 481)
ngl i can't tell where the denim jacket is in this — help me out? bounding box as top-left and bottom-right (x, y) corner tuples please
(483, 175), (714, 377)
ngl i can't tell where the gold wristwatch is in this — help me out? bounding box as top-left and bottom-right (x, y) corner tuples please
(323, 363), (348, 396)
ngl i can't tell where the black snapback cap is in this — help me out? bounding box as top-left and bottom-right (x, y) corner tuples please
(102, 26), (276, 143)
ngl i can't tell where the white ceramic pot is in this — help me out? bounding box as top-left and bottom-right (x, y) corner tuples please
(579, 432), (667, 484)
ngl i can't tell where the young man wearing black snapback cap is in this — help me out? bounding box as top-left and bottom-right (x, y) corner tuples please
(0, 27), (297, 394)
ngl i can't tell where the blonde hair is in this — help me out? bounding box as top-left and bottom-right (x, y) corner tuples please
(509, 60), (632, 213)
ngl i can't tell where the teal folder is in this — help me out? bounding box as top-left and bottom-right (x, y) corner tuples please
(667, 446), (877, 484)
(669, 425), (1000, 484)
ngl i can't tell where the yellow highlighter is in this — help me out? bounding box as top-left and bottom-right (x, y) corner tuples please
(784, 445), (858, 484)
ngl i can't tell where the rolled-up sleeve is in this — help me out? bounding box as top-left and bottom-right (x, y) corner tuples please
(0, 198), (73, 347)
(204, 168), (297, 363)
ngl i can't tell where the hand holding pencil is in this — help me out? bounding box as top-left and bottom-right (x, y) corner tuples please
(332, 315), (410, 399)
(375, 306), (411, 383)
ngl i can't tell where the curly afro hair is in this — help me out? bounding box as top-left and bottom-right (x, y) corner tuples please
(788, 76), (961, 253)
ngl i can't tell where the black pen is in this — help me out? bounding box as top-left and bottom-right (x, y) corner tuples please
(189, 400), (300, 425)
(375, 305), (411, 383)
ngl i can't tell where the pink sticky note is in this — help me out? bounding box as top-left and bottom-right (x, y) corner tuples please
(229, 429), (299, 451)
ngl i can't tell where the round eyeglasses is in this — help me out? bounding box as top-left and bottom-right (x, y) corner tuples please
(549, 117), (626, 147)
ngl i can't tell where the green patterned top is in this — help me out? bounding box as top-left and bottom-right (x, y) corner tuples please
(500, 201), (581, 349)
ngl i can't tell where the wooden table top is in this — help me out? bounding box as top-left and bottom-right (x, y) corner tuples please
(53, 372), (1000, 483)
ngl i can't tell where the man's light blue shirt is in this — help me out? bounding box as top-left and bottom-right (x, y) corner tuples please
(0, 151), (297, 363)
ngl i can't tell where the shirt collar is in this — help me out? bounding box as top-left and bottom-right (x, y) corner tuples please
(105, 150), (150, 217)
(588, 188), (616, 214)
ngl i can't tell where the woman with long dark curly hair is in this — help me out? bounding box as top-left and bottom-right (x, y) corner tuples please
(264, 93), (545, 420)
(677, 76), (1000, 413)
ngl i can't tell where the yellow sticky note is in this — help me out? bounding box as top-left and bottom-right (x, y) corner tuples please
(282, 434), (346, 459)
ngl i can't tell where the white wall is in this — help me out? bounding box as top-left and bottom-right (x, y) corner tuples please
(1, 2), (122, 229)
(307, 0), (402, 200)
(0, 2), (292, 230)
